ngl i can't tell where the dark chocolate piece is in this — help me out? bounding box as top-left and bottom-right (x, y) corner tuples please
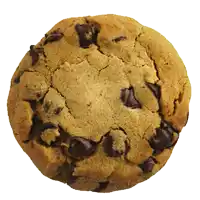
(44, 30), (64, 45)
(75, 23), (100, 48)
(93, 181), (109, 192)
(68, 137), (97, 159)
(29, 45), (44, 66)
(139, 157), (157, 173)
(149, 120), (177, 151)
(146, 82), (161, 100)
(103, 135), (128, 157)
(120, 87), (141, 109)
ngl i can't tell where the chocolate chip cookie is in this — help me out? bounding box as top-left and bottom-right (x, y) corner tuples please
(7, 14), (191, 192)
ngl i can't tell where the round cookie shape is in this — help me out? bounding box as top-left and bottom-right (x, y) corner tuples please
(7, 14), (191, 192)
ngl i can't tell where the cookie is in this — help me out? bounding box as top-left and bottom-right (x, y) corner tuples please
(7, 14), (191, 192)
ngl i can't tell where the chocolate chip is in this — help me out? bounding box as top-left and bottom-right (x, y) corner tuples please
(58, 126), (71, 143)
(55, 163), (77, 184)
(27, 115), (57, 142)
(29, 46), (39, 66)
(30, 45), (34, 50)
(146, 82), (161, 100)
(152, 149), (163, 156)
(41, 123), (57, 131)
(65, 163), (77, 185)
(149, 129), (172, 150)
(30, 45), (44, 53)
(139, 157), (157, 173)
(149, 120), (176, 151)
(26, 115), (43, 141)
(103, 135), (127, 157)
(44, 30), (64, 45)
(14, 76), (21, 84)
(29, 45), (44, 66)
(120, 87), (141, 109)
(103, 135), (120, 157)
(28, 100), (37, 111)
(93, 181), (109, 192)
(75, 23), (100, 48)
(112, 36), (127, 42)
(68, 137), (97, 159)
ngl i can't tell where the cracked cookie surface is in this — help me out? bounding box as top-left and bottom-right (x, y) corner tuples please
(7, 14), (191, 193)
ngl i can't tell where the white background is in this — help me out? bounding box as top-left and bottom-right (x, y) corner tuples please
(0, 0), (199, 199)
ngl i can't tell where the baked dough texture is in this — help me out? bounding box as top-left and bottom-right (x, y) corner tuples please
(7, 14), (191, 192)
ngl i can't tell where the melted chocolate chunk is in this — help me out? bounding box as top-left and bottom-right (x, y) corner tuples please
(68, 137), (97, 159)
(14, 76), (21, 84)
(29, 46), (39, 66)
(112, 36), (127, 42)
(75, 23), (100, 48)
(40, 123), (56, 131)
(149, 120), (177, 151)
(93, 181), (109, 192)
(103, 135), (121, 157)
(28, 100), (37, 111)
(44, 30), (64, 45)
(103, 135), (127, 157)
(152, 149), (163, 156)
(55, 163), (77, 184)
(26, 115), (57, 142)
(146, 82), (161, 100)
(120, 87), (141, 109)
(26, 115), (43, 141)
(139, 157), (157, 173)
(29, 45), (44, 66)
(66, 163), (77, 185)
(58, 126), (70, 143)
(40, 128), (70, 147)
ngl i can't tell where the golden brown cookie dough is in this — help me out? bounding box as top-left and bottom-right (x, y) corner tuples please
(7, 14), (191, 192)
